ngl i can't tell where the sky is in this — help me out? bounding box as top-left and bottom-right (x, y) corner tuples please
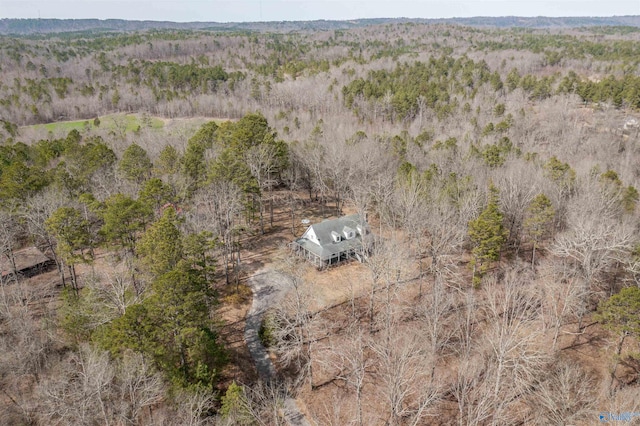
(1, 0), (639, 23)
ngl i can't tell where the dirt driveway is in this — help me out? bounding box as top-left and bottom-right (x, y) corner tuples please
(244, 268), (310, 426)
(244, 269), (292, 380)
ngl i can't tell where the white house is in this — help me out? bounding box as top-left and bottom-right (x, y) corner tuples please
(291, 214), (369, 268)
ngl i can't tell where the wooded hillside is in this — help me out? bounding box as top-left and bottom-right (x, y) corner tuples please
(1, 19), (639, 425)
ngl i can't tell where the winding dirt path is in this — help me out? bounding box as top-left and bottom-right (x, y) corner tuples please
(244, 268), (311, 426)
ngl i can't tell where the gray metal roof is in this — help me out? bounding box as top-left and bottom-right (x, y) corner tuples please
(294, 214), (367, 260)
(1, 246), (52, 277)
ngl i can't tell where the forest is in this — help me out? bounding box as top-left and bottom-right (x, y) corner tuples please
(1, 18), (640, 425)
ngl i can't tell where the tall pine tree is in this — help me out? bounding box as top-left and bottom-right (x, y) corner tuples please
(136, 207), (183, 278)
(468, 184), (508, 285)
(46, 206), (92, 292)
(95, 263), (225, 389)
(118, 143), (153, 183)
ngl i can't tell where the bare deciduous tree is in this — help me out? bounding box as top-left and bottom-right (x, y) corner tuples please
(312, 392), (351, 426)
(423, 200), (468, 274)
(370, 328), (439, 426)
(273, 260), (320, 390)
(538, 258), (589, 350)
(526, 359), (596, 425)
(22, 189), (71, 286)
(241, 380), (289, 426)
(363, 237), (411, 334)
(117, 351), (164, 424)
(550, 185), (636, 334)
(245, 143), (280, 234)
(453, 356), (495, 426)
(480, 265), (549, 421)
(174, 388), (217, 426)
(38, 344), (116, 426)
(0, 210), (22, 285)
(494, 164), (540, 253)
(320, 325), (371, 426)
(190, 180), (243, 284)
(417, 273), (456, 377)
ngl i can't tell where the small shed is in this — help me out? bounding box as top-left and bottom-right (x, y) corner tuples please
(291, 214), (370, 268)
(1, 246), (55, 280)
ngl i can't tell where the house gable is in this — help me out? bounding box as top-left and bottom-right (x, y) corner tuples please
(302, 226), (320, 246)
(291, 214), (370, 267)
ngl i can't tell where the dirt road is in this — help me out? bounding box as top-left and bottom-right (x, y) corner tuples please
(244, 268), (311, 426)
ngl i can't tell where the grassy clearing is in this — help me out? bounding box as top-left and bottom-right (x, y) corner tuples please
(34, 119), (90, 133)
(25, 113), (165, 134)
(22, 114), (231, 142)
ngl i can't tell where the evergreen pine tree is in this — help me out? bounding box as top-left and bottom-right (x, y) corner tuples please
(181, 121), (218, 194)
(46, 207), (92, 292)
(468, 184), (508, 285)
(138, 177), (174, 213)
(99, 194), (152, 254)
(118, 143), (153, 183)
(596, 286), (640, 363)
(157, 144), (180, 175)
(136, 207), (183, 277)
